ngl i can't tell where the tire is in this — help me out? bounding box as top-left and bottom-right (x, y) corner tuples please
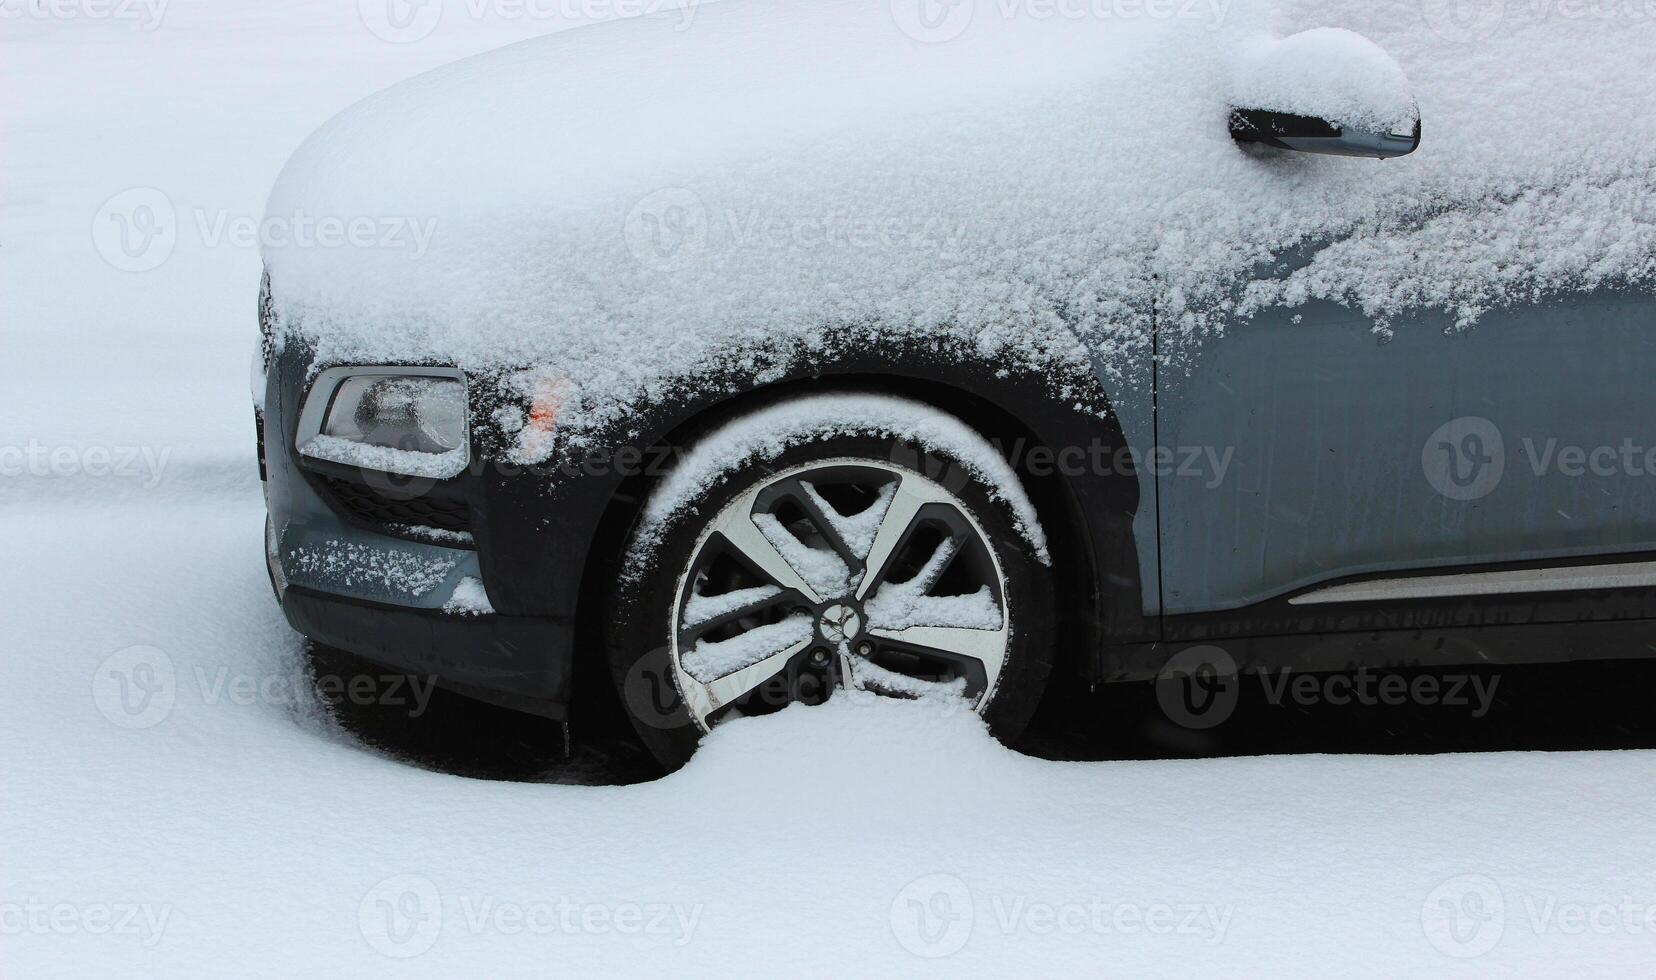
(605, 411), (1056, 771)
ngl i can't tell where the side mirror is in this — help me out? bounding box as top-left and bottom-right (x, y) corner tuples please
(1229, 28), (1421, 160)
(1230, 108), (1421, 159)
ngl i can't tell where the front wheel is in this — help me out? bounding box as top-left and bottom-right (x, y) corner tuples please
(606, 402), (1056, 771)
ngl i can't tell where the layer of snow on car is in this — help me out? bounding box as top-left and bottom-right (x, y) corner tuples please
(442, 575), (496, 616)
(263, 0), (1656, 455)
(1229, 28), (1417, 134)
(299, 433), (469, 480)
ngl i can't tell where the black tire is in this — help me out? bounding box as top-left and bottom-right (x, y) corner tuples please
(605, 422), (1056, 772)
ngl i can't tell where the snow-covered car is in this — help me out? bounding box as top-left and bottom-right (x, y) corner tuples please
(256, 0), (1656, 769)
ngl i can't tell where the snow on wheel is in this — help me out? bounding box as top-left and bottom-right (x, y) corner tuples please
(606, 395), (1056, 770)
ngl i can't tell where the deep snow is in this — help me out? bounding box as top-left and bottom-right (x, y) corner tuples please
(6, 1), (1656, 975)
(7, 500), (1656, 974)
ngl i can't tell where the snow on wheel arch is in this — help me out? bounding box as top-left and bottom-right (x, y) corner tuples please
(624, 393), (1049, 580)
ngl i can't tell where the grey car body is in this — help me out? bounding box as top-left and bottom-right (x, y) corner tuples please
(257, 2), (1656, 723)
(260, 277), (1656, 719)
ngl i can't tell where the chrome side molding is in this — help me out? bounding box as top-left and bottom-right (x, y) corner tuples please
(1288, 561), (1656, 606)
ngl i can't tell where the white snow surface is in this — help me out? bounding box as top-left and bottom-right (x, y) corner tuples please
(300, 434), (469, 480)
(386, 524), (477, 547)
(7, 3), (1656, 975)
(1230, 28), (1417, 133)
(263, 0), (1656, 456)
(629, 394), (1049, 571)
(442, 576), (496, 616)
(287, 540), (460, 598)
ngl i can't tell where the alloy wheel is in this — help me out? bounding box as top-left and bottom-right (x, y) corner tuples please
(668, 458), (1011, 731)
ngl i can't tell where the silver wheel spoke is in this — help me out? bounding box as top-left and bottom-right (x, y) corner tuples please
(866, 623), (1009, 700)
(712, 489), (823, 605)
(694, 637), (813, 720)
(853, 475), (956, 602)
(682, 584), (786, 631)
(910, 535), (963, 594)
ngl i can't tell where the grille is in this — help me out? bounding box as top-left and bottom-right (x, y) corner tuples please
(320, 476), (472, 534)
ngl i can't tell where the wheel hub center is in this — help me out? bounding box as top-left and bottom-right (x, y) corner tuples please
(818, 603), (863, 644)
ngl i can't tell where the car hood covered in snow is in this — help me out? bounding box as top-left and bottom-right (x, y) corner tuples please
(264, 0), (1656, 459)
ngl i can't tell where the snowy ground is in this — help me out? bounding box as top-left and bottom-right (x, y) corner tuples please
(5, 2), (1656, 975)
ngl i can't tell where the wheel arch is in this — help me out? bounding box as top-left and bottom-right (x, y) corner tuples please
(569, 360), (1151, 703)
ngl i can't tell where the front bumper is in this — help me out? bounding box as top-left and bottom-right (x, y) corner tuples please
(265, 498), (577, 720)
(279, 585), (573, 719)
(260, 342), (585, 721)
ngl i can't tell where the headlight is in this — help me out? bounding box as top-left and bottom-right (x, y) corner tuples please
(295, 367), (469, 478)
(324, 376), (466, 455)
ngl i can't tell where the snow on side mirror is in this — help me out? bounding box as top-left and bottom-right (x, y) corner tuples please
(1228, 28), (1421, 160)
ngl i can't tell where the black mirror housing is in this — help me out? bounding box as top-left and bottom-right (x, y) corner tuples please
(1230, 107), (1421, 160)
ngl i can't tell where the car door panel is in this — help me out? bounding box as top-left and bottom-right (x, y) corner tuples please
(1156, 289), (1656, 618)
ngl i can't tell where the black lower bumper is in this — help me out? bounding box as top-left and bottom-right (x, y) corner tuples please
(281, 585), (575, 720)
